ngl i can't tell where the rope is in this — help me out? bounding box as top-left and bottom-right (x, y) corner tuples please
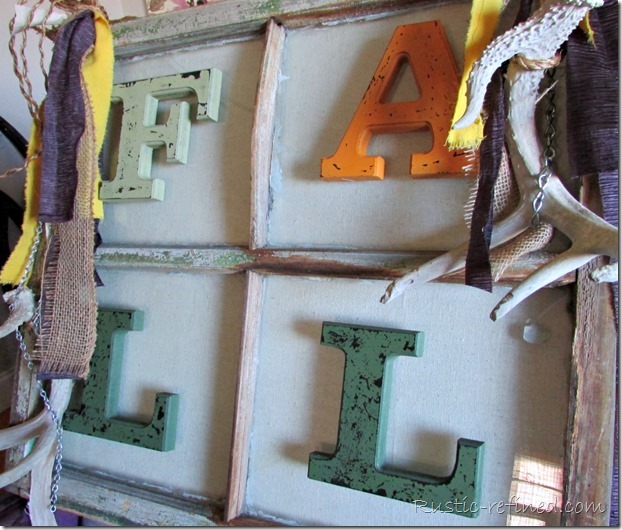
(8, 0), (109, 119)
(0, 150), (41, 180)
(54, 0), (109, 19)
(3, 1), (109, 179)
(8, 0), (47, 126)
(512, 52), (563, 70)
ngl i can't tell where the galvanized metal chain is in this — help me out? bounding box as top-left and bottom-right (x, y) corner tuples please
(14, 327), (64, 514)
(531, 67), (557, 226)
(9, 221), (63, 515)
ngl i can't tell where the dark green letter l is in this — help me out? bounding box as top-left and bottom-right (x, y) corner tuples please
(308, 322), (484, 517)
(63, 309), (179, 452)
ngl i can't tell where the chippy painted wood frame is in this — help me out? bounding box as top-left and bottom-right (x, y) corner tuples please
(5, 0), (616, 526)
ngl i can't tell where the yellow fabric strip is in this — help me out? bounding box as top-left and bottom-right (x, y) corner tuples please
(82, 10), (114, 219)
(580, 13), (595, 45)
(0, 118), (42, 285)
(446, 0), (504, 150)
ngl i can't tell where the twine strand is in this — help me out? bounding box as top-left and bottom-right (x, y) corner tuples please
(8, 0), (48, 125)
(8, 0), (109, 125)
(3, 1), (109, 179)
(512, 52), (563, 71)
(0, 150), (41, 180)
(38, 5), (53, 91)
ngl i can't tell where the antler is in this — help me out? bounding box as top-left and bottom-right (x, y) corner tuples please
(382, 0), (617, 319)
(491, 65), (617, 319)
(0, 288), (35, 339)
(453, 0), (605, 130)
(0, 379), (73, 525)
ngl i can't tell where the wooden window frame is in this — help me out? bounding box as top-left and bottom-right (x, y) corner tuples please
(5, 0), (616, 526)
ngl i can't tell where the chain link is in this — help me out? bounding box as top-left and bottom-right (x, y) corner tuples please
(531, 67), (557, 227)
(9, 221), (63, 516)
(17, 222), (42, 290)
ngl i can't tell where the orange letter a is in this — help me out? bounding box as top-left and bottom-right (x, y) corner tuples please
(321, 21), (469, 181)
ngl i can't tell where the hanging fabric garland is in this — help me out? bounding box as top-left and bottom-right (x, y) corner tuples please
(461, 0), (555, 292)
(2, 5), (113, 379)
(0, 1), (113, 524)
(35, 8), (113, 379)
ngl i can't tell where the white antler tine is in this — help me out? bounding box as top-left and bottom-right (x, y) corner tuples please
(542, 177), (618, 248)
(381, 244), (470, 304)
(0, 379), (73, 526)
(0, 380), (73, 485)
(28, 380), (73, 527)
(591, 263), (618, 283)
(381, 200), (533, 304)
(454, 0), (602, 131)
(0, 421), (56, 489)
(453, 26), (537, 129)
(0, 288), (35, 339)
(506, 66), (544, 176)
(0, 409), (49, 451)
(491, 250), (597, 320)
(48, 378), (73, 412)
(29, 437), (59, 526)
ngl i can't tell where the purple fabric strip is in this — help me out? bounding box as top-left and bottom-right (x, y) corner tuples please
(39, 11), (95, 223)
(464, 70), (506, 292)
(566, 2), (618, 178)
(566, 6), (619, 330)
(514, 0), (534, 26)
(464, 0), (532, 291)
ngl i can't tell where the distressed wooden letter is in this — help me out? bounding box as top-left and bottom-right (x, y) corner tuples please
(63, 309), (179, 451)
(308, 322), (484, 517)
(100, 69), (222, 201)
(321, 22), (469, 180)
